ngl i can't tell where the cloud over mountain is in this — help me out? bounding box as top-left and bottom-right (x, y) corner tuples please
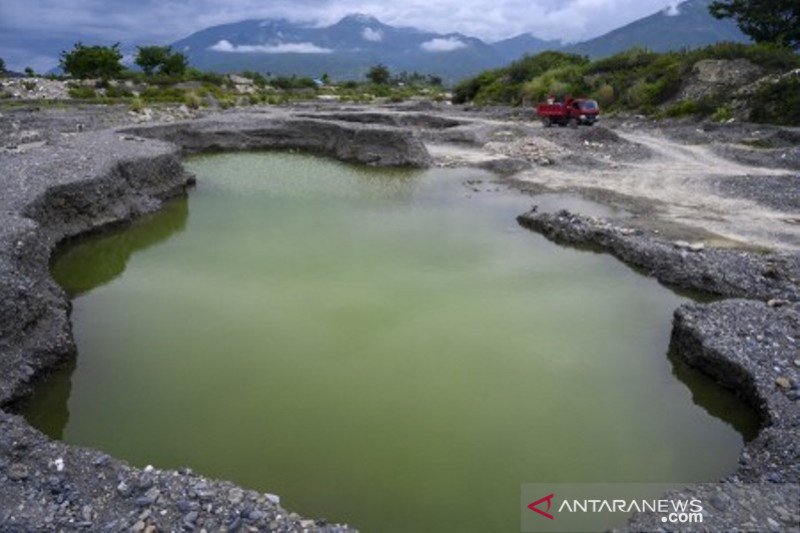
(420, 37), (467, 52)
(209, 39), (333, 54)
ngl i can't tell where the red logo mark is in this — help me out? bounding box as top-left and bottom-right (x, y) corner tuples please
(528, 493), (555, 520)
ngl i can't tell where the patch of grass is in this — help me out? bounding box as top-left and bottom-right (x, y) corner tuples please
(741, 138), (775, 149)
(105, 85), (133, 98)
(712, 105), (734, 122)
(130, 97), (145, 113)
(68, 86), (97, 99)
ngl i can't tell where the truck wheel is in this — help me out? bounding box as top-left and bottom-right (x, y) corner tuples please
(542, 117), (552, 128)
(568, 118), (578, 128)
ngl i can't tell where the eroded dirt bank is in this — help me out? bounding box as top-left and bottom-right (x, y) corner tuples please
(0, 102), (798, 531)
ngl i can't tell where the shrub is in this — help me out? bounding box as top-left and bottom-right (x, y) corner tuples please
(185, 68), (226, 85)
(105, 84), (133, 98)
(520, 64), (588, 104)
(68, 85), (97, 99)
(270, 76), (317, 90)
(593, 84), (616, 106)
(749, 76), (800, 125)
(506, 51), (589, 83)
(183, 90), (203, 109)
(130, 97), (145, 112)
(664, 100), (701, 117)
(452, 69), (502, 104)
(712, 104), (734, 122)
(218, 96), (236, 109)
(586, 47), (659, 75)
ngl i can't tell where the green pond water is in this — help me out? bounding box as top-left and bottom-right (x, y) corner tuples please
(22, 152), (758, 532)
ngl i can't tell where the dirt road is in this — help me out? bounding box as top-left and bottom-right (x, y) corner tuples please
(425, 113), (800, 250)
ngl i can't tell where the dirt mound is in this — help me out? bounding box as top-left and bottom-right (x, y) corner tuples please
(578, 126), (623, 144)
(676, 59), (765, 102)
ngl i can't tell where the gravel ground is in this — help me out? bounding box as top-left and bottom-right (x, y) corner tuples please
(0, 410), (350, 532)
(713, 174), (800, 212)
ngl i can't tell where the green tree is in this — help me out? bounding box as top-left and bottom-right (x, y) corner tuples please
(710, 0), (800, 48)
(135, 46), (188, 76)
(135, 46), (170, 75)
(24, 66), (35, 77)
(428, 75), (443, 87)
(366, 64), (391, 85)
(0, 58), (6, 76)
(60, 43), (124, 79)
(160, 51), (188, 76)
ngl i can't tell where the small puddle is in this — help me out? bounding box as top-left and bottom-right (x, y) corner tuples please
(21, 152), (759, 532)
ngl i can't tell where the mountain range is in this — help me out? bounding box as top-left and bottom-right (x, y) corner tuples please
(171, 0), (747, 82)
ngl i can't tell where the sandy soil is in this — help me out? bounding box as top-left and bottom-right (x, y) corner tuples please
(421, 111), (800, 251)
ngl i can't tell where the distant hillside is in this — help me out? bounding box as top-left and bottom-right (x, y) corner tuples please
(565, 0), (748, 57)
(169, 1), (751, 81)
(10, 0), (756, 81)
(492, 34), (560, 63)
(170, 14), (503, 83)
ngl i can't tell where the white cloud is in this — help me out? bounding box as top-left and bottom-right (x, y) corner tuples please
(209, 39), (332, 53)
(420, 37), (467, 52)
(361, 27), (383, 42)
(665, 2), (680, 16)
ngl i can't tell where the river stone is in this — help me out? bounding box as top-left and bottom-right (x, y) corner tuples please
(7, 462), (29, 481)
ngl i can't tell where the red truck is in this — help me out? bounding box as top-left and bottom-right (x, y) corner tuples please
(537, 96), (600, 127)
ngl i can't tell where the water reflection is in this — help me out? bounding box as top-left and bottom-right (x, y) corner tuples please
(668, 349), (760, 441)
(19, 198), (189, 438)
(19, 358), (76, 440)
(51, 198), (189, 297)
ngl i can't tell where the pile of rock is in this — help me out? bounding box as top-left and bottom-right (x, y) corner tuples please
(0, 77), (71, 100)
(127, 105), (201, 124)
(485, 136), (566, 166)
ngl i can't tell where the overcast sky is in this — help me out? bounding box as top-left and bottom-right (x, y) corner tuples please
(0, 0), (682, 71)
